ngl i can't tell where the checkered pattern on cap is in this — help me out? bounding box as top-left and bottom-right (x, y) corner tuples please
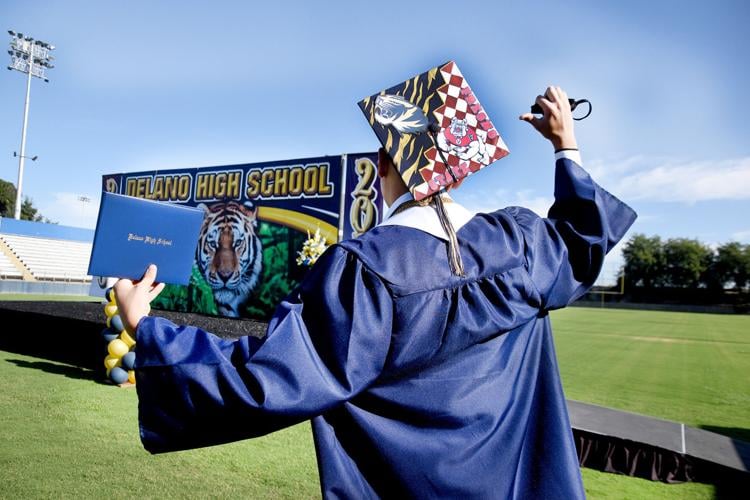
(412, 61), (509, 200)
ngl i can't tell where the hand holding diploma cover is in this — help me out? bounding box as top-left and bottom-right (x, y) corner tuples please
(88, 192), (205, 286)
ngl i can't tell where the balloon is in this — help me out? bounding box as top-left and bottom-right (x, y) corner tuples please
(103, 332), (119, 343)
(121, 351), (136, 370)
(100, 327), (119, 343)
(104, 303), (118, 318)
(107, 314), (124, 332)
(120, 331), (136, 348)
(104, 355), (121, 372)
(110, 367), (129, 385)
(107, 339), (128, 358)
(105, 287), (115, 303)
(128, 370), (136, 384)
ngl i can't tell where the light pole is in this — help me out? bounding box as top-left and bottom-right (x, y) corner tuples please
(77, 195), (91, 217)
(7, 30), (55, 220)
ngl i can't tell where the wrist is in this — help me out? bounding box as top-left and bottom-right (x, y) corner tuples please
(126, 314), (148, 339)
(551, 136), (578, 151)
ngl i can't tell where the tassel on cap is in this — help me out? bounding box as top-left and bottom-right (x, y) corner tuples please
(431, 194), (465, 277)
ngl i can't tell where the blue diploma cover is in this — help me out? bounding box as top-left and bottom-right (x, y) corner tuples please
(87, 192), (205, 285)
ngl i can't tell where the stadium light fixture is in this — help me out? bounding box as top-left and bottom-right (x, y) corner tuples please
(77, 195), (91, 216)
(13, 152), (38, 161)
(7, 29), (55, 220)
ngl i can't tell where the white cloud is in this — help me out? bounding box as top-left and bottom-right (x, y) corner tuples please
(587, 156), (750, 203)
(457, 188), (553, 218)
(732, 230), (750, 243)
(114, 143), (315, 175)
(37, 192), (100, 229)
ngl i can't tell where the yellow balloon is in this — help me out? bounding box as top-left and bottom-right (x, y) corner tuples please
(104, 303), (118, 318)
(128, 370), (136, 384)
(120, 330), (136, 348)
(104, 355), (121, 371)
(108, 339), (129, 358)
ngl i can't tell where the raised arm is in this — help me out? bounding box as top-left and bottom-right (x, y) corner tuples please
(115, 247), (393, 454)
(513, 86), (637, 310)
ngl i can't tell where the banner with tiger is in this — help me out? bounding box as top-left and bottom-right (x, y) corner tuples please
(97, 153), (382, 319)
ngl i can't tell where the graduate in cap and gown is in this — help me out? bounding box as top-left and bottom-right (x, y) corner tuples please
(115, 83), (636, 499)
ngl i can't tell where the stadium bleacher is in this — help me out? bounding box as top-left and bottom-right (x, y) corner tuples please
(0, 234), (92, 281)
(0, 218), (94, 283)
(0, 247), (23, 279)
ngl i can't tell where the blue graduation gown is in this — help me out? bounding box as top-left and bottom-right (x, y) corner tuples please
(134, 158), (637, 499)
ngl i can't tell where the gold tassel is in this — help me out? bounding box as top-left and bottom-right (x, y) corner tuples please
(431, 194), (465, 277)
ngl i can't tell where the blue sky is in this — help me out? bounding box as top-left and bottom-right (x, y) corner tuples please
(1, 0), (748, 283)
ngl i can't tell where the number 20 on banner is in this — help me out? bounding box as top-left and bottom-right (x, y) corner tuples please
(349, 157), (378, 238)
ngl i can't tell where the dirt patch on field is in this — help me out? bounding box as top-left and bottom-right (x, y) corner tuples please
(628, 335), (684, 344)
(576, 330), (750, 346)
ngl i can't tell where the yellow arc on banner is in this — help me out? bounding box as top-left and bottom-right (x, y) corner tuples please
(257, 207), (338, 243)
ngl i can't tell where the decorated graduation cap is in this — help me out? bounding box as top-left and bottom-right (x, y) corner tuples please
(358, 61), (509, 201)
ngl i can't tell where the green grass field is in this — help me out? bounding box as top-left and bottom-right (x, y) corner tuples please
(1, 305), (747, 498)
(0, 350), (320, 498)
(553, 307), (750, 442)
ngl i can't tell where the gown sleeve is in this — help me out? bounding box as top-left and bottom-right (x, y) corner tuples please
(507, 157), (637, 310)
(133, 245), (393, 454)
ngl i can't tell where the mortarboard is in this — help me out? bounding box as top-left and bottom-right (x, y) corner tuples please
(358, 61), (509, 201)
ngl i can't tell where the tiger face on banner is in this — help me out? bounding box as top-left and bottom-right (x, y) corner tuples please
(195, 201), (263, 318)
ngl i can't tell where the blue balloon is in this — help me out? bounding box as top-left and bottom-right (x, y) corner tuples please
(100, 326), (118, 340)
(109, 314), (124, 332)
(110, 366), (129, 385)
(121, 351), (136, 370)
(102, 332), (119, 343)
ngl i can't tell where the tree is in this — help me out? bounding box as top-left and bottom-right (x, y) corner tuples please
(622, 233), (749, 292)
(662, 238), (713, 288)
(713, 242), (750, 290)
(622, 234), (664, 288)
(21, 197), (44, 222)
(0, 179), (15, 218)
(0, 177), (49, 222)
